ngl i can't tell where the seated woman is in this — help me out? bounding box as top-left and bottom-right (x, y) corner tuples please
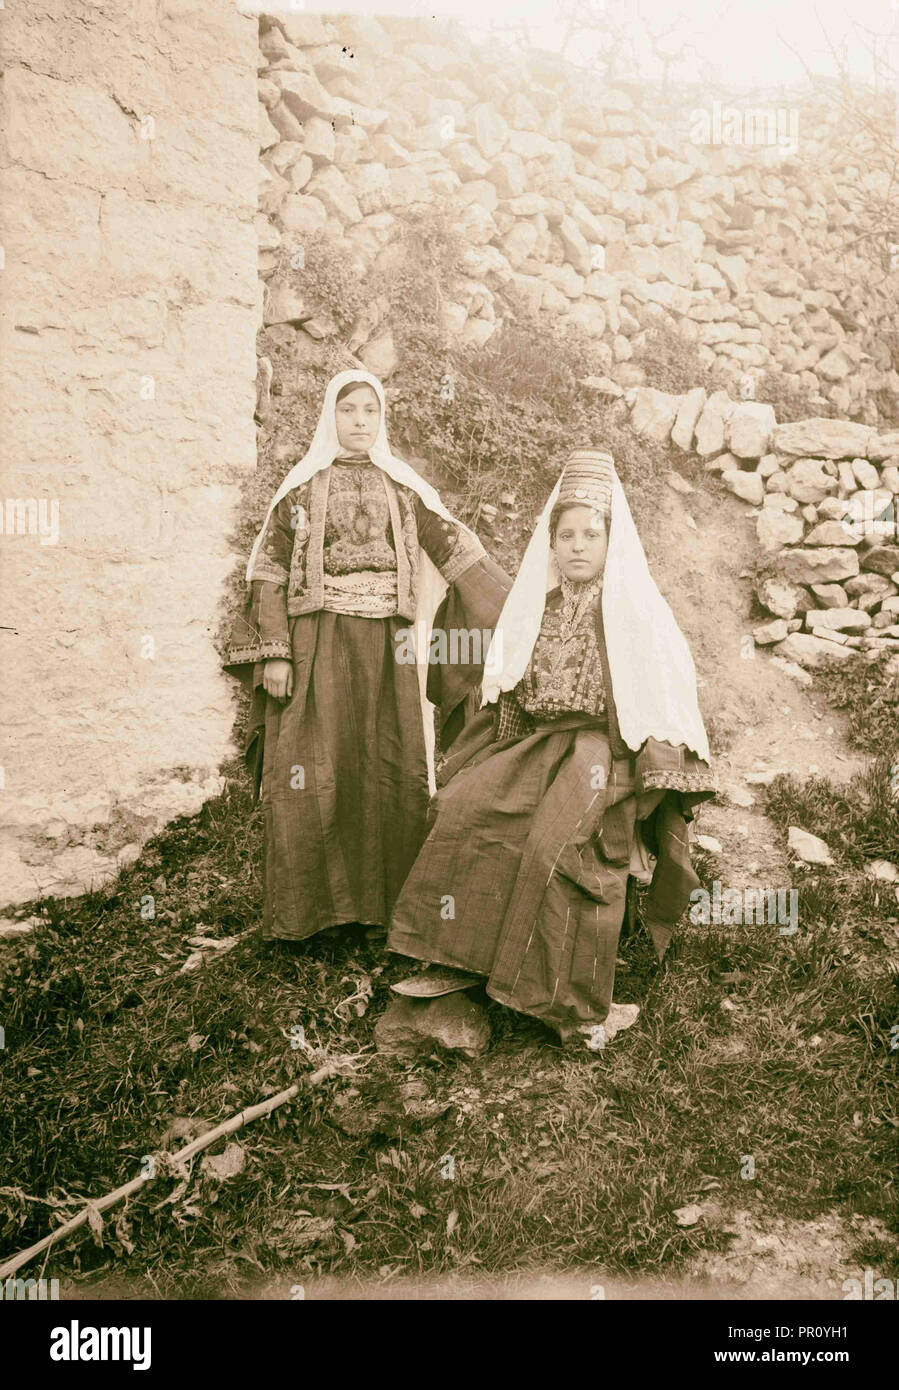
(224, 369), (510, 943)
(387, 448), (717, 1050)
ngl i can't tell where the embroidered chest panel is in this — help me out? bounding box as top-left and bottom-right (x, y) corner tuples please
(285, 467), (419, 605)
(324, 463), (396, 575)
(515, 587), (606, 719)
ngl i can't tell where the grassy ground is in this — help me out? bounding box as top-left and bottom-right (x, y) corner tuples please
(1, 728), (897, 1296)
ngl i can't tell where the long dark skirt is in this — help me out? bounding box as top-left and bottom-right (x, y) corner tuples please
(261, 611), (430, 940)
(388, 709), (643, 1032)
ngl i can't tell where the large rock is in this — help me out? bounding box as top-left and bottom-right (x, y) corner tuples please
(810, 583), (848, 608)
(861, 546), (899, 576)
(274, 69), (335, 121)
(851, 458), (880, 490)
(280, 193), (327, 234)
(803, 520), (859, 547)
(725, 402), (776, 459)
(359, 329), (398, 379)
(803, 608), (871, 632)
(723, 469), (764, 506)
(772, 418), (873, 459)
(305, 166), (362, 224)
(776, 634), (855, 668)
(694, 390), (735, 456)
(845, 573), (897, 604)
(630, 387), (680, 443)
(783, 458), (839, 505)
(471, 102), (508, 159)
(757, 509), (804, 552)
(775, 548), (860, 585)
(263, 281), (310, 327)
(756, 578), (808, 620)
(868, 430), (899, 461)
(374, 993), (491, 1058)
(671, 386), (707, 451)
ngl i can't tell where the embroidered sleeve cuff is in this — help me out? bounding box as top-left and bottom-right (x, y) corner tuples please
(441, 531), (487, 584)
(226, 639), (291, 665)
(251, 559), (290, 586)
(639, 768), (719, 795)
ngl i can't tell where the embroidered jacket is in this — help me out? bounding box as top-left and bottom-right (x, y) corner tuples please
(226, 457), (485, 666)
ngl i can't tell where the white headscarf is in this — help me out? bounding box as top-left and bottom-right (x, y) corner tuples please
(247, 369), (479, 793)
(481, 462), (710, 762)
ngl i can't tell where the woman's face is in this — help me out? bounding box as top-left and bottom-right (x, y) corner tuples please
(553, 505), (608, 583)
(335, 384), (381, 454)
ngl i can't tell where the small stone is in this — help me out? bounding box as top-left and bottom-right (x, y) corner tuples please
(695, 835), (723, 852)
(666, 471), (694, 494)
(865, 859), (899, 883)
(753, 618), (789, 644)
(674, 1203), (704, 1227)
(723, 470), (764, 506)
(770, 655), (813, 686)
(851, 458), (880, 491)
(200, 1143), (246, 1181)
(788, 826), (834, 865)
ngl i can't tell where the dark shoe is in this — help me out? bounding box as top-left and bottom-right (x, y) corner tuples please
(390, 965), (484, 998)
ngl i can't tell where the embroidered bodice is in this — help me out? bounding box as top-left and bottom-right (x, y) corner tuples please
(248, 454), (486, 624)
(323, 459), (397, 575)
(515, 578), (606, 719)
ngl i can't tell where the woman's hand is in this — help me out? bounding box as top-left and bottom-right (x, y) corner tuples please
(263, 658), (294, 701)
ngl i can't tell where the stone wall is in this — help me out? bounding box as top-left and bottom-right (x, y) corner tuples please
(623, 391), (899, 675)
(0, 0), (260, 906)
(256, 12), (899, 424)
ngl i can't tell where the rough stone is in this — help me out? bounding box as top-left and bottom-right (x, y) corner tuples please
(756, 578), (808, 620)
(629, 387), (680, 443)
(861, 547), (899, 576)
(725, 401), (777, 459)
(803, 608), (871, 632)
(374, 993), (491, 1057)
(753, 618), (789, 644)
(803, 520), (859, 547)
(776, 634), (855, 669)
(756, 509), (804, 551)
(775, 548), (860, 585)
(671, 386), (707, 451)
(772, 418), (873, 459)
(788, 827), (835, 863)
(694, 391), (735, 456)
(723, 470), (764, 506)
(783, 458), (839, 505)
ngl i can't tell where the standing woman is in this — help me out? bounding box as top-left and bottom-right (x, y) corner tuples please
(225, 369), (510, 943)
(388, 449), (717, 1049)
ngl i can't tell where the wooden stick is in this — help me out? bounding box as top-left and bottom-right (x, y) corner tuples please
(0, 1079), (308, 1281)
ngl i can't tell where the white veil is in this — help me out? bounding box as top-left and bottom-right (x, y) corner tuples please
(481, 465), (710, 762)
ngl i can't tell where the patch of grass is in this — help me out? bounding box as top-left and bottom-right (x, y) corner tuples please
(764, 757), (899, 870)
(1, 759), (895, 1295)
(812, 657), (899, 756)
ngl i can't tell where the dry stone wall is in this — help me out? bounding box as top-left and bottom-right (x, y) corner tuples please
(0, 0), (260, 906)
(624, 390), (899, 676)
(256, 12), (899, 424)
